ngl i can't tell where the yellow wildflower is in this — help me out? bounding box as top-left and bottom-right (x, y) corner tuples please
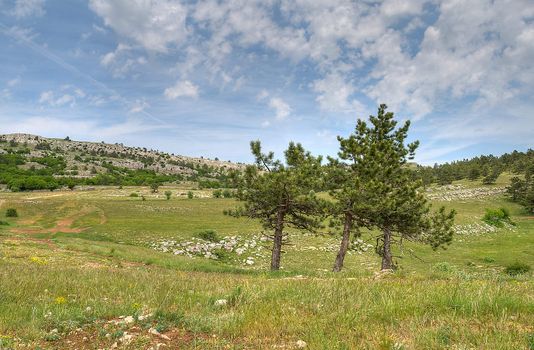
(55, 296), (67, 305)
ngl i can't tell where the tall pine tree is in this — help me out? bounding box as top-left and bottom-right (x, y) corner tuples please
(229, 141), (325, 270)
(332, 105), (456, 270)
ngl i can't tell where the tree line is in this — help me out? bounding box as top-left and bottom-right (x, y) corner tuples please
(227, 105), (456, 272)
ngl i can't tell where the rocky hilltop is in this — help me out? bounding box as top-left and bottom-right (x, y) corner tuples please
(0, 133), (244, 179)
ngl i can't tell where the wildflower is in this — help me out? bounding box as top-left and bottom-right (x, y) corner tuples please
(55, 296), (67, 305)
(30, 256), (46, 265)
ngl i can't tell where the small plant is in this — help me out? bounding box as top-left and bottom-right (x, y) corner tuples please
(165, 190), (172, 200)
(213, 189), (222, 198)
(196, 229), (220, 242)
(504, 261), (531, 276)
(141, 195), (146, 201)
(483, 257), (495, 263)
(482, 207), (515, 227)
(0, 220), (9, 226)
(5, 208), (18, 217)
(129, 193), (139, 197)
(187, 191), (194, 199)
(433, 262), (455, 273)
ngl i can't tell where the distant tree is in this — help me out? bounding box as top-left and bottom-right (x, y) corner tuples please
(150, 182), (160, 193)
(6, 208), (18, 217)
(165, 190), (172, 200)
(507, 166), (534, 213)
(229, 141), (325, 270)
(468, 167), (480, 181)
(482, 168), (501, 185)
(64, 136), (71, 141)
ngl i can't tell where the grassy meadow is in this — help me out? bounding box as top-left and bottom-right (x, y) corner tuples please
(0, 177), (533, 349)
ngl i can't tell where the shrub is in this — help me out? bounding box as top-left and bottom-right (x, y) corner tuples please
(222, 189), (234, 198)
(0, 220), (9, 225)
(504, 262), (531, 276)
(213, 189), (222, 198)
(5, 208), (18, 217)
(129, 193), (139, 197)
(165, 190), (172, 200)
(196, 229), (220, 242)
(482, 207), (515, 227)
(187, 191), (194, 199)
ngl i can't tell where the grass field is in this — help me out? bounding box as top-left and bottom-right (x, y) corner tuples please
(0, 177), (533, 349)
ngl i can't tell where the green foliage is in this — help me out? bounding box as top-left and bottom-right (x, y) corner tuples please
(213, 189), (222, 198)
(482, 207), (515, 227)
(129, 193), (139, 197)
(507, 170), (534, 213)
(230, 141), (326, 270)
(6, 208), (18, 217)
(0, 220), (9, 225)
(164, 190), (172, 200)
(196, 229), (220, 242)
(331, 104), (455, 270)
(150, 182), (160, 193)
(504, 261), (531, 276)
(187, 191), (194, 199)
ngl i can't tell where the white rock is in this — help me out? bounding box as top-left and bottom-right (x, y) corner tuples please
(214, 299), (228, 306)
(296, 340), (307, 348)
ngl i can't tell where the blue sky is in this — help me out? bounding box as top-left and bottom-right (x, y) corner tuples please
(0, 0), (533, 164)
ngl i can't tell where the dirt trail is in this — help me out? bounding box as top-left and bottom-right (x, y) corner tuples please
(10, 206), (103, 234)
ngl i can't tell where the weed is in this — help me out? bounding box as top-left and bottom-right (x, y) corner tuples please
(5, 208), (18, 217)
(196, 229), (220, 242)
(505, 261), (531, 276)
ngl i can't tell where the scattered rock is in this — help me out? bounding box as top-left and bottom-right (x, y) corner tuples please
(214, 299), (228, 306)
(296, 340), (307, 348)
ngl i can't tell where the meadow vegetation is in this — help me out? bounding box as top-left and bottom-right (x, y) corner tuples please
(0, 107), (532, 349)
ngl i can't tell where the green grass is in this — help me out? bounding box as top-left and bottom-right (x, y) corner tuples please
(0, 183), (533, 349)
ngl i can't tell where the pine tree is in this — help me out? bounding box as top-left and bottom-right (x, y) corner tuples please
(229, 141), (325, 270)
(333, 105), (456, 270)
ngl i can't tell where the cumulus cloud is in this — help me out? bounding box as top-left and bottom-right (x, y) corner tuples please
(269, 97), (291, 120)
(164, 80), (199, 99)
(89, 0), (189, 53)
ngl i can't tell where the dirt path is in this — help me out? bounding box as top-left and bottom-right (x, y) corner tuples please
(10, 206), (101, 234)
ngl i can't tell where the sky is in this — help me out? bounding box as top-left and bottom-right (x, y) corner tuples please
(0, 0), (533, 165)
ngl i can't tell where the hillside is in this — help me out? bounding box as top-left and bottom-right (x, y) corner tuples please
(0, 177), (532, 349)
(0, 134), (244, 191)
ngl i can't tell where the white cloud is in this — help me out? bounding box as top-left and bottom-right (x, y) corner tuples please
(99, 44), (146, 78)
(164, 80), (199, 99)
(8, 0), (45, 18)
(268, 97), (291, 121)
(7, 77), (20, 87)
(89, 0), (189, 53)
(312, 72), (366, 114)
(129, 99), (149, 113)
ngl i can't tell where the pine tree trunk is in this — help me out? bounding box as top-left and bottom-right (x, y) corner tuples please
(270, 208), (285, 271)
(332, 212), (352, 272)
(381, 227), (394, 270)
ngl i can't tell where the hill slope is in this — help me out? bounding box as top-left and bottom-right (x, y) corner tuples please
(0, 134), (244, 190)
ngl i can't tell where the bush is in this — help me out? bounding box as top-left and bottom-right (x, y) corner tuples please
(5, 208), (18, 217)
(129, 193), (139, 197)
(504, 262), (531, 276)
(482, 207), (515, 227)
(222, 189), (234, 198)
(213, 189), (222, 198)
(165, 190), (172, 200)
(187, 191), (194, 199)
(0, 220), (9, 225)
(196, 229), (220, 242)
